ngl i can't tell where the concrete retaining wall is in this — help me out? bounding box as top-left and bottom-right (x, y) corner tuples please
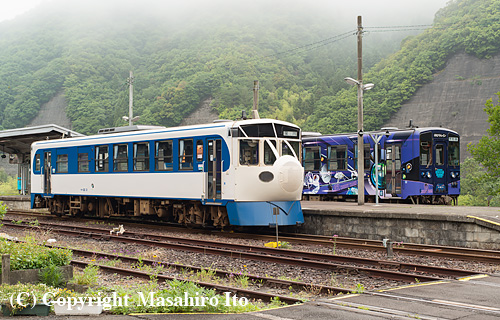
(0, 196), (31, 211)
(300, 210), (500, 250)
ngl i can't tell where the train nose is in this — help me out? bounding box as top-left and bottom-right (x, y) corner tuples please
(274, 155), (304, 193)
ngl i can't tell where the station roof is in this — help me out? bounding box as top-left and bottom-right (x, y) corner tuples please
(0, 124), (85, 155)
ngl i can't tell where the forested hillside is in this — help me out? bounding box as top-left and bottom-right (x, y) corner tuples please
(0, 0), (438, 135)
(307, 0), (500, 134)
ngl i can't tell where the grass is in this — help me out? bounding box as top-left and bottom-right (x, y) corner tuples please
(70, 264), (100, 286)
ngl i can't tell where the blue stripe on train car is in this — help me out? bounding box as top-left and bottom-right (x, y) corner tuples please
(226, 201), (304, 226)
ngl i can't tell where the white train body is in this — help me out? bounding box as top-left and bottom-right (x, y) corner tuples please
(31, 119), (304, 227)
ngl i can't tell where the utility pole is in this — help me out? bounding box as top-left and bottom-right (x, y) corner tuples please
(357, 16), (365, 205)
(127, 70), (134, 126)
(252, 80), (260, 119)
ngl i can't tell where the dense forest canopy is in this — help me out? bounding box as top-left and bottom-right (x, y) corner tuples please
(306, 0), (500, 134)
(0, 0), (445, 135)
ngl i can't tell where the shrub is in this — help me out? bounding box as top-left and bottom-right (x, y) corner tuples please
(0, 239), (72, 271)
(70, 264), (99, 286)
(0, 201), (6, 227)
(39, 265), (66, 288)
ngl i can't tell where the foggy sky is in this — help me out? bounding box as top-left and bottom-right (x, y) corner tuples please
(1, 0), (450, 27)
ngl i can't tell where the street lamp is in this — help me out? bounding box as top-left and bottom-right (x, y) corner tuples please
(122, 115), (140, 125)
(344, 77), (374, 205)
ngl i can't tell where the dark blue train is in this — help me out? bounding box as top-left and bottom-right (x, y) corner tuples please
(302, 127), (460, 204)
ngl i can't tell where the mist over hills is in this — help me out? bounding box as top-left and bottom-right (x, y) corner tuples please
(0, 0), (447, 135)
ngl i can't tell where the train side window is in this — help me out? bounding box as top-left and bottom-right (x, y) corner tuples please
(34, 154), (41, 172)
(304, 147), (320, 171)
(56, 154), (68, 173)
(353, 145), (370, 170)
(420, 132), (432, 167)
(133, 142), (149, 171)
(328, 145), (346, 170)
(78, 153), (90, 172)
(264, 140), (277, 165)
(364, 146), (371, 170)
(240, 139), (259, 165)
(95, 146), (109, 172)
(436, 144), (444, 166)
(196, 141), (203, 162)
(113, 144), (128, 172)
(179, 139), (193, 170)
(156, 140), (173, 171)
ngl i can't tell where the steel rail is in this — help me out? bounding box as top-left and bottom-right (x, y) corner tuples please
(64, 246), (348, 295)
(8, 210), (500, 263)
(69, 260), (303, 304)
(2, 221), (462, 282)
(11, 220), (477, 278)
(7, 210), (500, 264)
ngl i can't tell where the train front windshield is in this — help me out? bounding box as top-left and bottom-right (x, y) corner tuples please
(448, 134), (460, 167)
(237, 123), (301, 166)
(419, 131), (460, 167)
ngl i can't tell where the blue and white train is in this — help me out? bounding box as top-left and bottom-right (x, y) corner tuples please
(31, 119), (304, 227)
(302, 127), (460, 204)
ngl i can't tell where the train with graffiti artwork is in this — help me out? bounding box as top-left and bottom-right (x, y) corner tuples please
(30, 119), (304, 228)
(302, 127), (460, 204)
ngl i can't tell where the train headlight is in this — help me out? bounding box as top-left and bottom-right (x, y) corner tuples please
(274, 155), (303, 193)
(451, 172), (456, 179)
(427, 172), (432, 179)
(259, 171), (274, 182)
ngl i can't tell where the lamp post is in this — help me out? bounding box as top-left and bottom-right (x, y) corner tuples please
(344, 77), (374, 205)
(123, 70), (140, 125)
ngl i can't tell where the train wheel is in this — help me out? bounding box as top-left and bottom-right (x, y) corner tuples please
(211, 207), (229, 228)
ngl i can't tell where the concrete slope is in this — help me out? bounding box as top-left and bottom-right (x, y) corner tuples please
(383, 53), (500, 160)
(29, 91), (72, 129)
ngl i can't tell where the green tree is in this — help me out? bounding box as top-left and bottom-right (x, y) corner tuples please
(466, 93), (500, 205)
(459, 158), (500, 206)
(469, 93), (500, 178)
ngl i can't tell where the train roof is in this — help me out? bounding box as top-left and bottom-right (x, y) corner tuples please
(31, 118), (301, 149)
(303, 127), (459, 141)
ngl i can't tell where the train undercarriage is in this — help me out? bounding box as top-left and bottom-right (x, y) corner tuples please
(33, 195), (230, 228)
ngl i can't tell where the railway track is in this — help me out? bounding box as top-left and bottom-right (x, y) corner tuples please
(69, 258), (304, 304)
(1, 219), (478, 282)
(7, 210), (500, 265)
(65, 244), (345, 297)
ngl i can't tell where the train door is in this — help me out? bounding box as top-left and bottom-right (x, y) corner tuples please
(385, 144), (402, 196)
(433, 142), (447, 194)
(43, 151), (52, 195)
(207, 139), (222, 200)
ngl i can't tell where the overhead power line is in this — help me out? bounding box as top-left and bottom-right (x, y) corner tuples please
(259, 29), (357, 60)
(365, 24), (434, 29)
(257, 23), (439, 61)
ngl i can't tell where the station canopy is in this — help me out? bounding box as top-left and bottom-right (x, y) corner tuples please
(0, 124), (85, 157)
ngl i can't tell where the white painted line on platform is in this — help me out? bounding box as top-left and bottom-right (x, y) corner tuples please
(251, 312), (297, 320)
(432, 299), (500, 311)
(328, 294), (360, 300)
(377, 280), (449, 292)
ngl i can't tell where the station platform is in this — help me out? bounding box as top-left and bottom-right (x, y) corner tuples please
(7, 273), (494, 319)
(0, 195), (31, 211)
